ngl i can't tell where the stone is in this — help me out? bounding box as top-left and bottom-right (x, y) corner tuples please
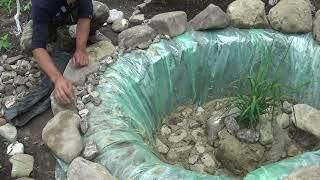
(82, 94), (93, 104)
(191, 128), (205, 141)
(118, 25), (156, 49)
(268, 0), (312, 33)
(112, 18), (129, 33)
(188, 4), (230, 31)
(314, 11), (320, 43)
(0, 123), (17, 142)
(189, 120), (200, 129)
(190, 163), (205, 173)
(156, 138), (169, 154)
(9, 154), (34, 178)
(282, 101), (293, 114)
(64, 41), (115, 85)
(168, 129), (187, 143)
(80, 117), (89, 134)
(0, 118), (6, 126)
(161, 125), (171, 136)
(216, 129), (265, 175)
(7, 142), (24, 156)
(285, 165), (320, 180)
(224, 116), (240, 136)
(6, 55), (24, 65)
(82, 141), (99, 160)
(1, 71), (16, 82)
(207, 115), (224, 145)
(79, 109), (89, 118)
(236, 128), (259, 143)
(227, 0), (268, 28)
(149, 11), (187, 37)
(76, 100), (85, 111)
(267, 122), (290, 162)
(14, 75), (26, 85)
(107, 9), (124, 24)
(50, 93), (77, 115)
(287, 143), (302, 157)
(293, 104), (320, 138)
(188, 154), (199, 164)
(129, 14), (145, 24)
(195, 143), (205, 154)
(67, 157), (116, 180)
(258, 119), (274, 145)
(276, 113), (290, 129)
(201, 153), (216, 168)
(42, 110), (83, 163)
(68, 25), (77, 38)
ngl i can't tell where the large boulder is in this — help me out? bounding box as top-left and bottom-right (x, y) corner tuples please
(149, 11), (187, 37)
(42, 110), (83, 163)
(63, 41), (115, 86)
(188, 4), (230, 30)
(9, 154), (34, 178)
(67, 157), (116, 180)
(216, 129), (265, 175)
(118, 25), (156, 49)
(293, 104), (320, 138)
(227, 0), (268, 28)
(268, 0), (312, 33)
(313, 10), (320, 43)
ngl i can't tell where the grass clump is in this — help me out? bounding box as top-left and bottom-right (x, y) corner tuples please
(0, 0), (14, 15)
(0, 34), (11, 51)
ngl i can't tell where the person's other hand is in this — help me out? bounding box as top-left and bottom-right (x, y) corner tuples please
(72, 49), (89, 67)
(54, 76), (73, 104)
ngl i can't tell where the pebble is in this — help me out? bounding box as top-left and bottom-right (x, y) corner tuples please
(92, 97), (102, 106)
(190, 163), (205, 173)
(224, 116), (240, 135)
(4, 96), (16, 108)
(82, 94), (92, 104)
(9, 154), (34, 178)
(188, 154), (199, 164)
(80, 117), (89, 134)
(0, 123), (17, 142)
(156, 138), (169, 154)
(160, 125), (171, 136)
(236, 128), (259, 143)
(129, 14), (145, 24)
(82, 141), (99, 160)
(195, 143), (205, 154)
(168, 129), (187, 143)
(6, 55), (24, 65)
(7, 142), (24, 156)
(79, 109), (89, 118)
(76, 100), (85, 111)
(0, 118), (6, 126)
(201, 153), (216, 167)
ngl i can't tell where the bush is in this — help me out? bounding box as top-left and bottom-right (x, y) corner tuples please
(0, 34), (12, 51)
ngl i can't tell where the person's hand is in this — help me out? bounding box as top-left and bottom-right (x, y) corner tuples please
(72, 49), (89, 67)
(54, 76), (73, 104)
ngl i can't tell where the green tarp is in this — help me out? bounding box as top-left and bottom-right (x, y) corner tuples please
(56, 28), (320, 179)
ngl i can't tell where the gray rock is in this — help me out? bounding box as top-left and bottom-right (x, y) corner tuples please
(189, 4), (230, 31)
(42, 110), (83, 163)
(0, 123), (17, 142)
(82, 94), (93, 104)
(76, 100), (85, 111)
(227, 0), (268, 28)
(285, 165), (320, 180)
(314, 11), (320, 43)
(129, 14), (145, 24)
(293, 104), (320, 138)
(112, 18), (129, 33)
(201, 153), (217, 168)
(267, 122), (290, 162)
(268, 0), (312, 33)
(160, 125), (171, 136)
(67, 157), (116, 180)
(6, 55), (24, 65)
(258, 119), (274, 145)
(1, 71), (16, 82)
(236, 128), (259, 144)
(9, 154), (34, 178)
(188, 154), (199, 164)
(14, 76), (26, 85)
(190, 163), (205, 173)
(82, 141), (99, 160)
(4, 84), (14, 96)
(224, 116), (240, 136)
(6, 141), (24, 155)
(107, 9), (124, 24)
(156, 138), (169, 154)
(287, 143), (302, 157)
(149, 11), (187, 37)
(118, 25), (156, 49)
(168, 129), (187, 143)
(216, 129), (265, 175)
(50, 93), (77, 115)
(195, 142), (205, 154)
(64, 41), (115, 85)
(137, 2), (147, 9)
(80, 117), (89, 134)
(282, 101), (293, 114)
(276, 113), (290, 129)
(207, 115), (224, 145)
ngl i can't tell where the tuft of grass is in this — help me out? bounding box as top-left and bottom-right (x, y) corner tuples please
(232, 43), (292, 128)
(0, 0), (14, 15)
(0, 34), (12, 51)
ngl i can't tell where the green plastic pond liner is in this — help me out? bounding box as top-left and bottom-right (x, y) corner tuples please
(55, 28), (320, 180)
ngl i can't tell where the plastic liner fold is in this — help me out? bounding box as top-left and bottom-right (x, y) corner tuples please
(56, 28), (320, 179)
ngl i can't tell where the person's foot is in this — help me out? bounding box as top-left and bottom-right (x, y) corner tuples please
(88, 31), (111, 44)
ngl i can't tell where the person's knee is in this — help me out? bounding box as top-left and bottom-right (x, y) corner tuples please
(92, 1), (109, 25)
(20, 20), (33, 55)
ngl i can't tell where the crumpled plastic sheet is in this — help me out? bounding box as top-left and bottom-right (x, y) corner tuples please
(56, 28), (320, 179)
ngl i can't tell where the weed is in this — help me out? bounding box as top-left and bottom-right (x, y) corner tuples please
(0, 0), (14, 15)
(22, 1), (31, 12)
(0, 34), (12, 51)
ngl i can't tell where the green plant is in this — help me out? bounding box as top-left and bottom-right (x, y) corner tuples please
(0, 0), (14, 15)
(232, 44), (291, 128)
(22, 1), (31, 12)
(0, 34), (12, 51)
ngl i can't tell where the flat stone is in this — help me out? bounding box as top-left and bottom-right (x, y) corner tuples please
(149, 11), (187, 37)
(268, 0), (312, 33)
(112, 18), (129, 33)
(236, 128), (259, 144)
(67, 157), (116, 180)
(276, 113), (290, 129)
(82, 141), (99, 160)
(7, 141), (24, 156)
(189, 4), (230, 30)
(293, 104), (320, 138)
(156, 138), (169, 154)
(129, 14), (145, 24)
(64, 41), (115, 86)
(118, 25), (156, 49)
(227, 0), (268, 28)
(42, 110), (83, 163)
(286, 166), (320, 180)
(259, 118), (274, 145)
(0, 123), (17, 142)
(9, 154), (34, 178)
(168, 129), (187, 143)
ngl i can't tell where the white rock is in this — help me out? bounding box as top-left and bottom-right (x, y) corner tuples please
(4, 96), (16, 109)
(9, 154), (34, 178)
(107, 9), (124, 24)
(112, 18), (129, 33)
(7, 142), (24, 156)
(0, 123), (17, 142)
(67, 157), (116, 180)
(201, 153), (216, 167)
(79, 109), (89, 118)
(118, 25), (156, 49)
(68, 25), (77, 38)
(276, 113), (290, 129)
(207, 115), (224, 144)
(168, 129), (187, 143)
(160, 125), (171, 136)
(82, 141), (99, 160)
(156, 138), (169, 154)
(293, 104), (320, 138)
(129, 14), (145, 24)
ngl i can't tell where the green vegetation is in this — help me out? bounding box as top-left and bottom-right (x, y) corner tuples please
(22, 1), (31, 12)
(0, 34), (12, 51)
(0, 0), (14, 15)
(232, 45), (291, 128)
